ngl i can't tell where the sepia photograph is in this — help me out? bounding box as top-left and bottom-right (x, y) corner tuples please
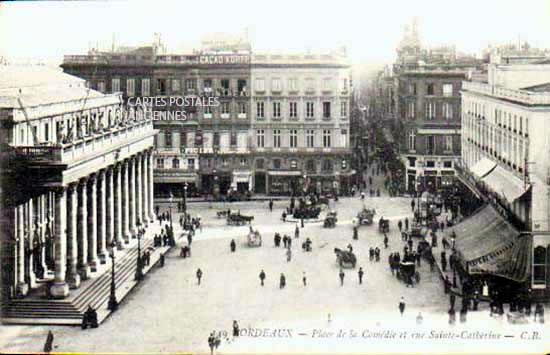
(0, 0), (549, 354)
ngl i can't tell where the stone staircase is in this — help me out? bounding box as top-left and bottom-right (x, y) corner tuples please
(1, 229), (175, 325)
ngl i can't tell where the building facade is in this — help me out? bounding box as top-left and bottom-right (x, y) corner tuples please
(0, 67), (156, 300)
(62, 48), (252, 198)
(397, 71), (465, 193)
(250, 53), (353, 195)
(62, 41), (352, 196)
(460, 54), (550, 298)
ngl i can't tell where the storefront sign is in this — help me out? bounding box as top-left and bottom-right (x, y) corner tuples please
(199, 55), (250, 65)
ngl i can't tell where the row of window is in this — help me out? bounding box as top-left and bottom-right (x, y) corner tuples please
(157, 158), (196, 169)
(108, 78), (249, 96)
(408, 82), (455, 97)
(465, 105), (529, 137)
(406, 101), (455, 120)
(256, 129), (346, 148)
(407, 132), (454, 152)
(255, 77), (348, 93)
(256, 101), (347, 119)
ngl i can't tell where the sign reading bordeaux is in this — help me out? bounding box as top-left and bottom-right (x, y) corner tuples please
(199, 55), (250, 65)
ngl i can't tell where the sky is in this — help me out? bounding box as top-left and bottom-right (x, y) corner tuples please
(1, 0), (550, 65)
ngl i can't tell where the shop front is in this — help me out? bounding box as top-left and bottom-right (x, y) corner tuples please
(231, 170), (253, 193)
(267, 171), (302, 196)
(154, 172), (199, 198)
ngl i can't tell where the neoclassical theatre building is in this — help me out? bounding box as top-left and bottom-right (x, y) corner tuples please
(0, 67), (156, 300)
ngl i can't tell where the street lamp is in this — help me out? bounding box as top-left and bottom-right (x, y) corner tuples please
(107, 241), (118, 311)
(135, 218), (143, 281)
(183, 182), (188, 216)
(168, 193), (173, 229)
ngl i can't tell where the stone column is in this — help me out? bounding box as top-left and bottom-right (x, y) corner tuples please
(106, 167), (114, 248)
(49, 187), (69, 298)
(142, 153), (149, 225)
(88, 175), (99, 271)
(135, 154), (142, 227)
(66, 183), (81, 289)
(114, 163), (123, 249)
(16, 205), (28, 297)
(77, 179), (90, 280)
(39, 194), (48, 275)
(28, 198), (37, 288)
(148, 150), (155, 221)
(129, 157), (136, 236)
(122, 160), (130, 243)
(97, 169), (107, 264)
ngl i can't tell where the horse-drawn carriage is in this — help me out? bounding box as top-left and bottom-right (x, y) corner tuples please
(293, 206), (321, 219)
(247, 229), (262, 247)
(357, 207), (376, 225)
(216, 210), (231, 218)
(409, 222), (428, 239)
(227, 212), (254, 226)
(396, 261), (420, 285)
(334, 248), (357, 268)
(323, 211), (338, 228)
(378, 218), (390, 233)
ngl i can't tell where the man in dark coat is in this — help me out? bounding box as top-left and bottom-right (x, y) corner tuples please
(384, 234), (389, 249)
(259, 270), (266, 286)
(280, 273), (286, 289)
(283, 235), (288, 248)
(441, 251), (447, 272)
(295, 225), (300, 238)
(353, 226), (358, 240)
(339, 269), (345, 286)
(44, 330), (54, 353)
(398, 220), (403, 232)
(411, 199), (415, 212)
(358, 267), (364, 284)
(269, 199), (273, 212)
(230, 239), (236, 252)
(196, 268), (203, 285)
(399, 297), (406, 316)
(405, 217), (409, 231)
(450, 293), (456, 310)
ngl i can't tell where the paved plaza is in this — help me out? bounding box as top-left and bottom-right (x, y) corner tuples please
(1, 194), (548, 354)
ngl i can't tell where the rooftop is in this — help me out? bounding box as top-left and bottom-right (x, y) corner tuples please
(0, 66), (107, 108)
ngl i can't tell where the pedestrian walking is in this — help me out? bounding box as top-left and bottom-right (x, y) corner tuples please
(411, 199), (415, 212)
(259, 270), (266, 286)
(398, 220), (403, 232)
(208, 332), (215, 355)
(286, 248), (292, 262)
(159, 253), (165, 267)
(280, 273), (286, 289)
(399, 297), (406, 316)
(230, 239), (236, 252)
(405, 217), (409, 231)
(302, 272), (307, 286)
(287, 237), (292, 248)
(339, 268), (345, 286)
(187, 232), (193, 246)
(358, 267), (364, 284)
(353, 226), (358, 240)
(269, 199), (273, 212)
(44, 330), (54, 353)
(295, 225), (300, 238)
(283, 235), (288, 248)
(383, 234), (389, 249)
(233, 320), (240, 338)
(196, 268), (203, 285)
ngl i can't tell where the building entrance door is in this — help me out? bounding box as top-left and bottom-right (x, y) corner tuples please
(254, 173), (266, 194)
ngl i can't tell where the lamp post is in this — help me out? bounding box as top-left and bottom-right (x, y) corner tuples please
(108, 241), (118, 311)
(135, 218), (143, 281)
(183, 182), (188, 216)
(168, 193), (173, 229)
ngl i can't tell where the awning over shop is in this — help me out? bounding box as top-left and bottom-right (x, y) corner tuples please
(481, 165), (528, 202)
(233, 170), (252, 183)
(470, 157), (497, 178)
(449, 204), (531, 282)
(268, 171), (302, 176)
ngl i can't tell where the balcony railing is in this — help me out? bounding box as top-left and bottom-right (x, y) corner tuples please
(463, 81), (550, 105)
(13, 118), (154, 164)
